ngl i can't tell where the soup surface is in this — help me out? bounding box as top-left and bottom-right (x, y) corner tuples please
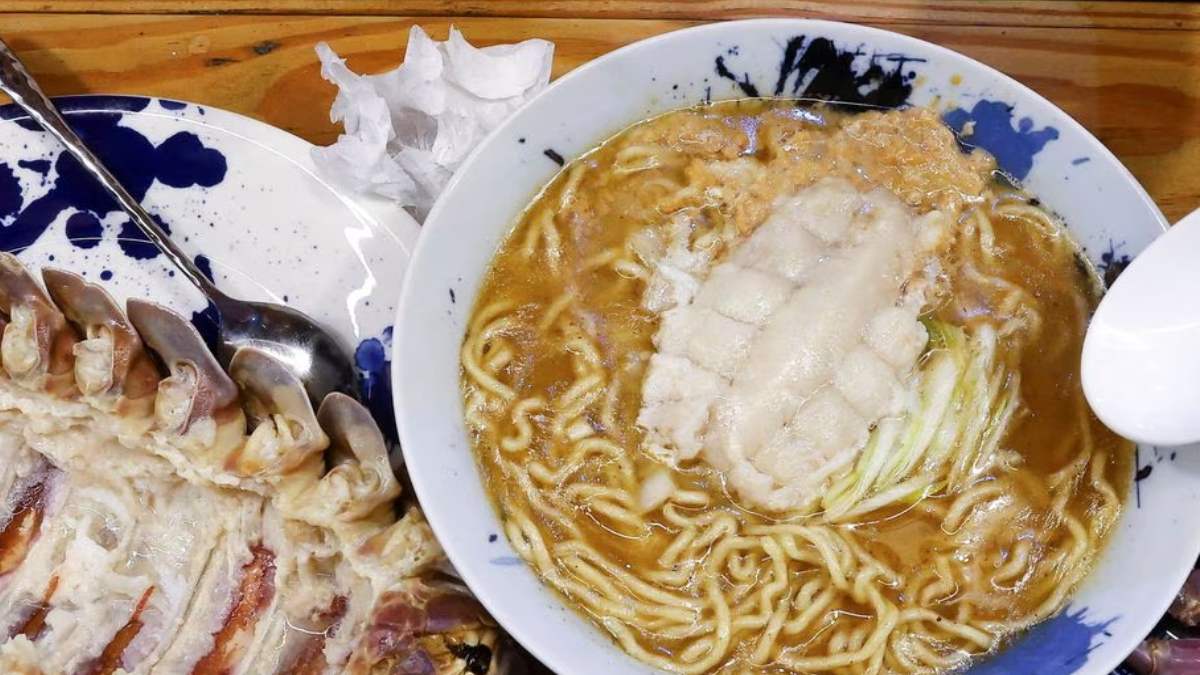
(461, 100), (1131, 674)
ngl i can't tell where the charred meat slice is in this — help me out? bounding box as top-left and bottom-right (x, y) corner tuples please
(79, 586), (155, 675)
(191, 545), (276, 675)
(0, 468), (52, 577)
(7, 576), (56, 641)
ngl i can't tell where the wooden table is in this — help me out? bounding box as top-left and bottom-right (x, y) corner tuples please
(3, 1), (1200, 223)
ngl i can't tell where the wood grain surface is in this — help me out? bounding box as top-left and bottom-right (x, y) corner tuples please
(1, 4), (1199, 221)
(4, 1), (1200, 29)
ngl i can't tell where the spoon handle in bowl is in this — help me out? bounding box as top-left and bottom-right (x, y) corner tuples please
(0, 38), (222, 301)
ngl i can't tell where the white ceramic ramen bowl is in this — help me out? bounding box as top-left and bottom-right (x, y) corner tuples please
(395, 19), (1200, 675)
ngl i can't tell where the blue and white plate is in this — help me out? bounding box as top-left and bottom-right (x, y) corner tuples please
(0, 95), (419, 436)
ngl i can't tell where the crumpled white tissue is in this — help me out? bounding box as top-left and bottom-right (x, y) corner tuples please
(312, 26), (554, 218)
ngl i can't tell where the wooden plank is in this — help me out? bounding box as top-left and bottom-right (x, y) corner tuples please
(0, 14), (693, 140)
(2, 13), (1199, 220)
(0, 1), (1199, 31)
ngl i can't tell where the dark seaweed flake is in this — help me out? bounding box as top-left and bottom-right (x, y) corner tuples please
(447, 642), (493, 674)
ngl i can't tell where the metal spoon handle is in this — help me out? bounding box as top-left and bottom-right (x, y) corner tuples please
(0, 38), (222, 300)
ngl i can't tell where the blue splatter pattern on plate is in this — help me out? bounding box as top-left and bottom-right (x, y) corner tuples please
(0, 95), (414, 444)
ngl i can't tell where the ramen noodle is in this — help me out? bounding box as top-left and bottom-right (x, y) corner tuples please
(461, 99), (1132, 674)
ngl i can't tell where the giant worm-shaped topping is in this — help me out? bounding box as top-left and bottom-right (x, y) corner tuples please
(79, 586), (155, 675)
(0, 258), (517, 675)
(8, 576), (58, 642)
(42, 269), (160, 415)
(190, 545), (276, 675)
(0, 253), (76, 395)
(0, 465), (53, 577)
(227, 346), (329, 477)
(126, 300), (245, 458)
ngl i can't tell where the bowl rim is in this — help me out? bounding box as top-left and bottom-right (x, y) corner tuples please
(396, 17), (1174, 674)
(415, 18), (1168, 237)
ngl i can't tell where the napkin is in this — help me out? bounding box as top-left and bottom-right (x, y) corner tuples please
(312, 26), (554, 219)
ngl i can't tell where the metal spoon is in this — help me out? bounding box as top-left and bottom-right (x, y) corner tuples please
(0, 38), (357, 404)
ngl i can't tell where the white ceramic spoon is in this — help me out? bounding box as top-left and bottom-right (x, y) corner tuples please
(1082, 210), (1200, 447)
